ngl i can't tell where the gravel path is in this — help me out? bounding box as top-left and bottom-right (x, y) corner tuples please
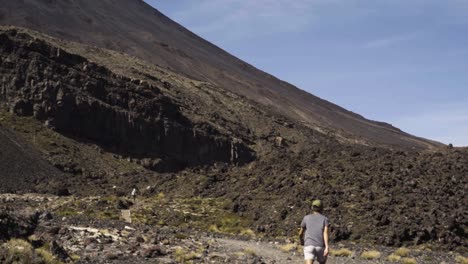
(217, 238), (301, 263)
(216, 238), (371, 264)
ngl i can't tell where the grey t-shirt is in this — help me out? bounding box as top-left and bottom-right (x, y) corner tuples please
(301, 213), (329, 247)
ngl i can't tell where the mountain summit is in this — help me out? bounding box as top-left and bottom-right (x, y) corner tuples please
(0, 0), (440, 149)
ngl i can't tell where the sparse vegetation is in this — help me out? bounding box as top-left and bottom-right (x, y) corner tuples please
(296, 245), (304, 254)
(239, 228), (255, 237)
(400, 257), (417, 264)
(2, 239), (35, 264)
(55, 207), (79, 217)
(330, 248), (353, 257)
(131, 195), (253, 236)
(280, 243), (297, 252)
(174, 247), (201, 263)
(422, 256), (434, 262)
(0, 239), (63, 264)
(456, 255), (468, 264)
(175, 234), (188, 240)
(395, 247), (410, 257)
(70, 254), (81, 261)
(53, 197), (120, 220)
(387, 253), (401, 262)
(208, 224), (220, 233)
(36, 248), (62, 264)
(360, 250), (381, 260)
(243, 248), (256, 256)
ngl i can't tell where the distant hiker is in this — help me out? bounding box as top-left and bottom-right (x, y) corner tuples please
(298, 199), (330, 264)
(131, 188), (137, 203)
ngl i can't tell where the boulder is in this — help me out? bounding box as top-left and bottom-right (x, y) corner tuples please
(0, 208), (39, 241)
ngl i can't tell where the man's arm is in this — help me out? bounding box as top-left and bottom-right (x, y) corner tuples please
(323, 225), (329, 256)
(298, 227), (305, 245)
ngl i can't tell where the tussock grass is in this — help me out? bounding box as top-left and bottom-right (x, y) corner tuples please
(243, 248), (256, 256)
(239, 228), (255, 237)
(54, 197), (120, 220)
(5, 238), (32, 250)
(36, 248), (62, 264)
(360, 250), (381, 260)
(296, 245), (304, 254)
(1, 239), (64, 264)
(133, 196), (253, 236)
(156, 192), (166, 201)
(395, 247), (410, 257)
(400, 257), (417, 264)
(386, 254), (401, 262)
(175, 234), (188, 240)
(280, 243), (297, 252)
(330, 248), (353, 257)
(174, 247), (201, 262)
(3, 239), (34, 263)
(455, 255), (468, 264)
(208, 224), (220, 233)
(70, 254), (81, 261)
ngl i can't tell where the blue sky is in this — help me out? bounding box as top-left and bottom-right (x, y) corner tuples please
(146, 0), (468, 146)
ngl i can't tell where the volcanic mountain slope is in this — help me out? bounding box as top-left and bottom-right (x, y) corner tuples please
(0, 28), (466, 250)
(0, 124), (65, 193)
(0, 0), (442, 149)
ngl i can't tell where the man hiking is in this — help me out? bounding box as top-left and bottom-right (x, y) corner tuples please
(298, 199), (329, 264)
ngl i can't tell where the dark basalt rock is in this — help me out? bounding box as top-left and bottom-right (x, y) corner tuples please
(54, 188), (71, 197)
(0, 208), (39, 241)
(0, 30), (255, 172)
(116, 199), (133, 210)
(141, 245), (167, 258)
(51, 240), (70, 261)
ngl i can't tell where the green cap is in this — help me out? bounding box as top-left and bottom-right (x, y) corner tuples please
(312, 199), (322, 208)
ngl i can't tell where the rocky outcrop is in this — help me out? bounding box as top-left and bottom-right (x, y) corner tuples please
(0, 30), (254, 172)
(0, 207), (39, 241)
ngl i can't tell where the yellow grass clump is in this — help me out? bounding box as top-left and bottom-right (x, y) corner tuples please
(387, 254), (401, 262)
(360, 250), (381, 260)
(174, 247), (201, 262)
(36, 248), (63, 264)
(455, 255), (468, 264)
(4, 239), (34, 258)
(330, 248), (353, 257)
(239, 228), (255, 237)
(243, 248), (257, 256)
(400, 257), (417, 264)
(395, 247), (410, 257)
(296, 245), (304, 254)
(280, 243), (297, 252)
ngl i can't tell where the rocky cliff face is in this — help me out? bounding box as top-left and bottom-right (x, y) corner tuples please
(0, 30), (254, 172)
(0, 0), (443, 149)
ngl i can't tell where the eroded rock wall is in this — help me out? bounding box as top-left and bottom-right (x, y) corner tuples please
(0, 30), (254, 172)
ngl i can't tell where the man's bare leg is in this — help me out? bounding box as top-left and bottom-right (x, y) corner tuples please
(305, 260), (313, 264)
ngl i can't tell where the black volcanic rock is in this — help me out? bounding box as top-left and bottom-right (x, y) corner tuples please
(0, 125), (64, 193)
(0, 30), (254, 171)
(0, 208), (39, 241)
